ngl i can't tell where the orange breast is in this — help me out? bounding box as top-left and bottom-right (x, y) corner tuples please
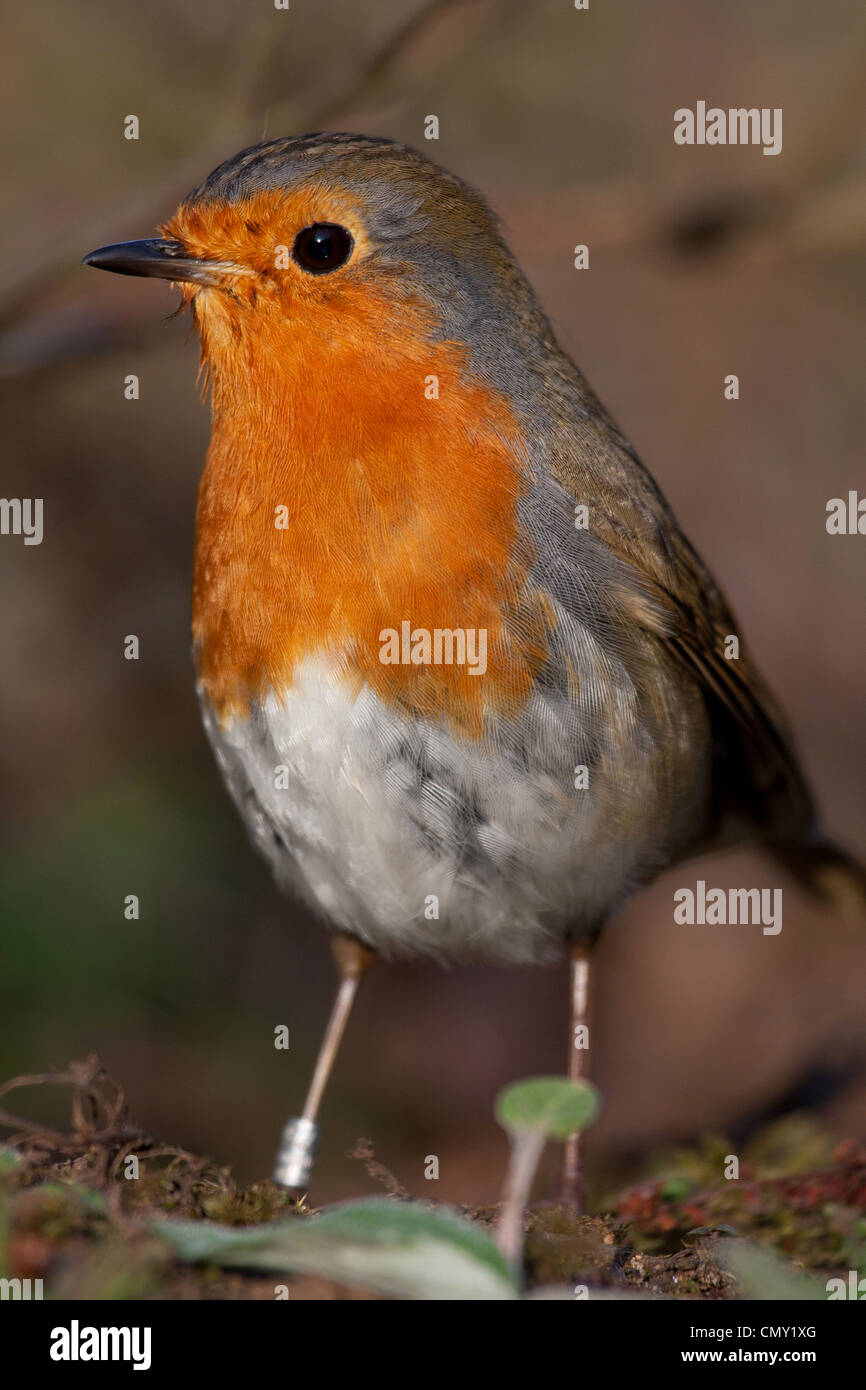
(184, 224), (548, 733)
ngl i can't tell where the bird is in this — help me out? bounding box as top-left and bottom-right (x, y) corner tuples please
(83, 132), (864, 1207)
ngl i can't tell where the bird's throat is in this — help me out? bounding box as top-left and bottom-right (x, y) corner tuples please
(191, 284), (548, 731)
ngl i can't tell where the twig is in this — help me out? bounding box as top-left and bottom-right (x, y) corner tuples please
(347, 1137), (410, 1199)
(0, 0), (464, 336)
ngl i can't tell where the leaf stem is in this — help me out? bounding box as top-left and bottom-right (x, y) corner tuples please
(496, 1128), (547, 1275)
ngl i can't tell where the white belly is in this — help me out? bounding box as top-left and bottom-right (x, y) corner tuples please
(200, 644), (706, 965)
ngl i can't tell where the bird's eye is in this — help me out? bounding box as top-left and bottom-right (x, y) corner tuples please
(291, 223), (354, 275)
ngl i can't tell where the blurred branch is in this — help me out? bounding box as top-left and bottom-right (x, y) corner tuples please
(305, 0), (472, 130)
(3, 1), (866, 381)
(0, 0), (468, 343)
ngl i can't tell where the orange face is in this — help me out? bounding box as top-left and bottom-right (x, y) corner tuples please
(161, 183), (551, 732)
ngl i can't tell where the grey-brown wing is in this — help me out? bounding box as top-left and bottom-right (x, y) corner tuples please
(541, 380), (815, 845)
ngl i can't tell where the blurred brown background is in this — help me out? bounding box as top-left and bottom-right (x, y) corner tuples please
(2, 0), (865, 1204)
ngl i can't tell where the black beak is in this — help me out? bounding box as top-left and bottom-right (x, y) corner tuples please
(82, 238), (230, 286)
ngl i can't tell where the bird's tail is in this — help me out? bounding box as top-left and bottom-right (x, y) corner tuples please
(768, 837), (866, 920)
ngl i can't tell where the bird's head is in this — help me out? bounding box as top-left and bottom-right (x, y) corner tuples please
(83, 133), (549, 404)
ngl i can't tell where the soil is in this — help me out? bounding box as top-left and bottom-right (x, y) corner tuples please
(1, 1056), (864, 1300)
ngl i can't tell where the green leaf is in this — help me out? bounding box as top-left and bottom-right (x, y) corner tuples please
(0, 1149), (23, 1177)
(495, 1076), (599, 1140)
(661, 1175), (694, 1202)
(154, 1198), (517, 1301)
(720, 1239), (825, 1301)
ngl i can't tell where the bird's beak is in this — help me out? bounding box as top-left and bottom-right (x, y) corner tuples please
(82, 238), (232, 287)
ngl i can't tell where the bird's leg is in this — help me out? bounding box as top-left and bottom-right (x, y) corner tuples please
(560, 939), (592, 1210)
(273, 931), (376, 1191)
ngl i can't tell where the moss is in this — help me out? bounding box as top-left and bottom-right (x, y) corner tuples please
(1, 1058), (863, 1300)
(201, 1182), (293, 1226)
(9, 1183), (100, 1242)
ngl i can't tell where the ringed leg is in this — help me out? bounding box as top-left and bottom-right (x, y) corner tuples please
(273, 932), (375, 1191)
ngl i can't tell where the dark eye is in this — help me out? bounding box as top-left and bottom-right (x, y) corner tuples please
(291, 223), (353, 274)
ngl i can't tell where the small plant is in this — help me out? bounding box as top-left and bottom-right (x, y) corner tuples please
(494, 1076), (599, 1272)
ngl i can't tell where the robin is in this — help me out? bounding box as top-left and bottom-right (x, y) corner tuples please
(84, 133), (864, 1206)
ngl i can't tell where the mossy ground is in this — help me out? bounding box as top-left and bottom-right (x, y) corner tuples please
(1, 1057), (864, 1299)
